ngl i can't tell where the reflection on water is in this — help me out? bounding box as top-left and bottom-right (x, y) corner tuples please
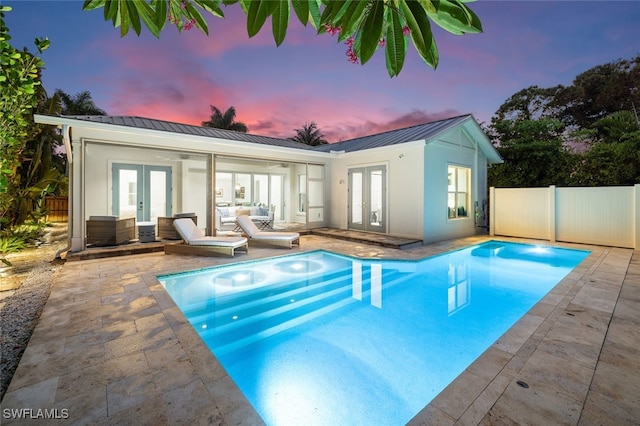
(351, 262), (383, 308)
(448, 261), (471, 315)
(158, 243), (590, 426)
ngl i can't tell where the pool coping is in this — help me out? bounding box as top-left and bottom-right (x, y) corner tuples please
(1, 235), (638, 424)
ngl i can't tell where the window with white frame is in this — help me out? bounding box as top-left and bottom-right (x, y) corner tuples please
(447, 165), (470, 219)
(298, 174), (306, 213)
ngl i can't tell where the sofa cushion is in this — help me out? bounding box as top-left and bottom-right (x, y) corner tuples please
(217, 207), (230, 217)
(89, 215), (118, 221)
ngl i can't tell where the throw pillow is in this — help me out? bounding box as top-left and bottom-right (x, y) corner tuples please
(236, 209), (251, 216)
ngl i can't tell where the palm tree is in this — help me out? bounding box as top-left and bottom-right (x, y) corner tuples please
(290, 122), (328, 146)
(55, 89), (107, 115)
(202, 105), (248, 132)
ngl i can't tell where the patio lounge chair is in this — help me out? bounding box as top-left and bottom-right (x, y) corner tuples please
(235, 215), (300, 249)
(164, 218), (249, 257)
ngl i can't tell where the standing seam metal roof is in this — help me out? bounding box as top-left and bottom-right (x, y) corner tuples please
(312, 114), (473, 152)
(63, 115), (317, 151)
(61, 113), (477, 153)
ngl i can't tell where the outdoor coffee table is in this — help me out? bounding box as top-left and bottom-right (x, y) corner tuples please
(257, 218), (273, 230)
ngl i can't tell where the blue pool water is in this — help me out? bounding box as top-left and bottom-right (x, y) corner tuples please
(158, 241), (590, 425)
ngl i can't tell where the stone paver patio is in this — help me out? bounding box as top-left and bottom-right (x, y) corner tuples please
(1, 235), (639, 425)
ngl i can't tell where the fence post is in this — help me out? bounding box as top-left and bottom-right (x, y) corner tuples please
(633, 183), (640, 250)
(549, 185), (556, 242)
(489, 186), (495, 237)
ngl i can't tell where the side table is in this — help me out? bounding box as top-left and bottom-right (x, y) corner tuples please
(137, 221), (156, 243)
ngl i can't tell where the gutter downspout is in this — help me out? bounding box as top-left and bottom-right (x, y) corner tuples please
(55, 124), (72, 260)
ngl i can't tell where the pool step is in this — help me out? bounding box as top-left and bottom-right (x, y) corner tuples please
(191, 267), (398, 332)
(181, 265), (355, 319)
(206, 271), (416, 356)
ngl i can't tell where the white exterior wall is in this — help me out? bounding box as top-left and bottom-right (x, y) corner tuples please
(423, 128), (490, 243)
(328, 142), (425, 239)
(57, 117), (497, 251)
(67, 124), (331, 251)
(491, 185), (640, 249)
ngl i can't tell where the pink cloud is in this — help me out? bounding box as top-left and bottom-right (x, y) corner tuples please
(87, 35), (232, 125)
(323, 109), (462, 142)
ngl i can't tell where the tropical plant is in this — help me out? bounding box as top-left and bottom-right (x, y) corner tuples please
(290, 121), (328, 145)
(0, 6), (50, 230)
(81, 0), (482, 77)
(56, 89), (107, 115)
(202, 105), (248, 132)
(0, 221), (46, 266)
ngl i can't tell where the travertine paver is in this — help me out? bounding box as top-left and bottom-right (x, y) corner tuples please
(1, 236), (639, 425)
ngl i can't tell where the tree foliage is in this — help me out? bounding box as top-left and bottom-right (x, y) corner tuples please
(290, 121), (328, 146)
(56, 89), (108, 115)
(202, 105), (248, 132)
(488, 55), (640, 188)
(489, 119), (573, 187)
(0, 6), (51, 229)
(81, 0), (483, 77)
(555, 56), (640, 128)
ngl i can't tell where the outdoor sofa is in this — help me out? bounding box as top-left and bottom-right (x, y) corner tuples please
(215, 205), (274, 231)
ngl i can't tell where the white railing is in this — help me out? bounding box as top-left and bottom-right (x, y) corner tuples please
(489, 185), (640, 249)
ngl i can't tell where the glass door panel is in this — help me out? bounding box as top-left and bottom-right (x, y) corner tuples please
(349, 169), (364, 229)
(348, 166), (386, 232)
(308, 179), (324, 224)
(146, 166), (171, 223)
(254, 174), (269, 206)
(113, 164), (143, 220)
(368, 168), (384, 232)
(113, 163), (171, 222)
(270, 175), (283, 221)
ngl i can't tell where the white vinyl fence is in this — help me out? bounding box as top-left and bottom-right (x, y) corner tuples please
(490, 185), (640, 249)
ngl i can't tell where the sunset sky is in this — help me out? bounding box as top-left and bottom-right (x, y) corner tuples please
(6, 1), (640, 142)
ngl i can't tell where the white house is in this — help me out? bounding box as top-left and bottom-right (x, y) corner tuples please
(35, 113), (502, 252)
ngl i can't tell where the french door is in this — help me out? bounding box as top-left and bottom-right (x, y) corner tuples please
(112, 163), (172, 222)
(348, 166), (386, 233)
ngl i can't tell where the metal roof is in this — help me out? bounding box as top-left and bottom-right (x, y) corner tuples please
(61, 115), (317, 151)
(312, 114), (474, 153)
(52, 114), (499, 160)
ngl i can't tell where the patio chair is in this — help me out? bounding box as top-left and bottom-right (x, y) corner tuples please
(235, 215), (300, 249)
(164, 218), (249, 257)
(86, 216), (135, 246)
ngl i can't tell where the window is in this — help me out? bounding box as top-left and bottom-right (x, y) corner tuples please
(447, 165), (469, 219)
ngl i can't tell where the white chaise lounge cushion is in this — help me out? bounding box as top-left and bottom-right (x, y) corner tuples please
(173, 218), (247, 247)
(235, 215), (300, 242)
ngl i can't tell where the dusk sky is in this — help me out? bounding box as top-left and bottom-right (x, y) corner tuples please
(6, 1), (640, 142)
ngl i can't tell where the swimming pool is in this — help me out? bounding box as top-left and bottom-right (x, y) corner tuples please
(158, 241), (590, 425)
